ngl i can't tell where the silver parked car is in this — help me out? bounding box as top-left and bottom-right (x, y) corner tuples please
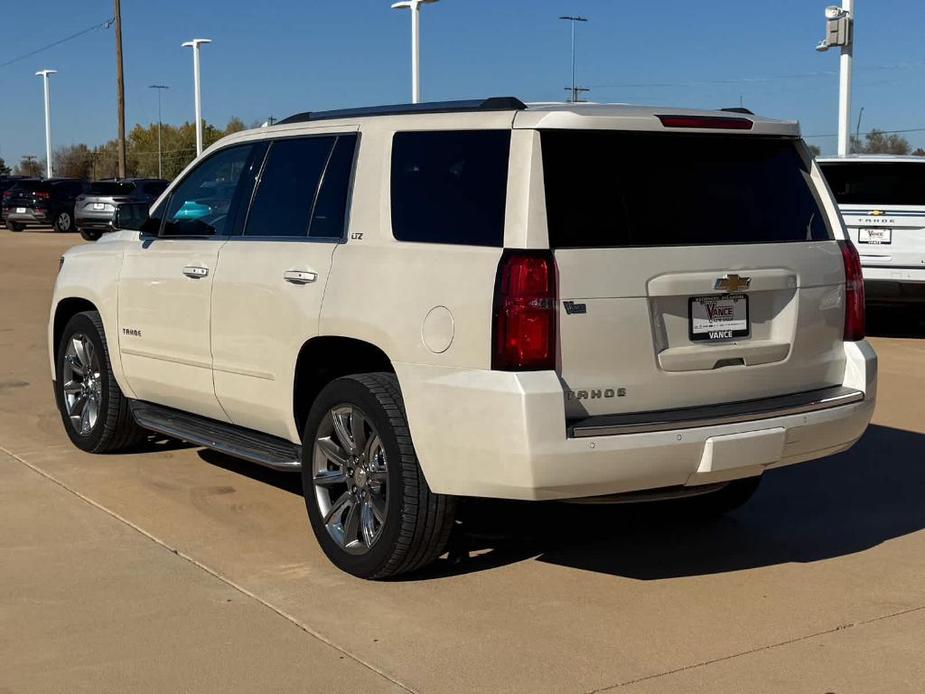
(75, 178), (168, 241)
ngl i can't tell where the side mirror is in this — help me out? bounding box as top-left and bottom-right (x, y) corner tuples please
(113, 202), (157, 234)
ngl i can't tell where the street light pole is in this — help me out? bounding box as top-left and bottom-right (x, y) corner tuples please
(816, 1), (854, 156)
(35, 69), (57, 178)
(391, 0), (439, 103)
(149, 85), (169, 178)
(559, 16), (588, 103)
(114, 0), (127, 178)
(182, 38), (211, 156)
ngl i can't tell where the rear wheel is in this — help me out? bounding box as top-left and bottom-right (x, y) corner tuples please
(80, 227), (103, 242)
(6, 220), (24, 232)
(53, 210), (73, 233)
(302, 373), (456, 579)
(55, 311), (146, 452)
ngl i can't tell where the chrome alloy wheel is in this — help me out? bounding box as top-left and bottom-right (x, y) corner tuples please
(57, 212), (72, 232)
(61, 333), (102, 435)
(312, 405), (389, 555)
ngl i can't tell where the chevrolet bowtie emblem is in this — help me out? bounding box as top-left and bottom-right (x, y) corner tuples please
(714, 274), (752, 293)
(869, 210), (884, 216)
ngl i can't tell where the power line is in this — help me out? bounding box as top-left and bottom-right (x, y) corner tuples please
(0, 18), (114, 70)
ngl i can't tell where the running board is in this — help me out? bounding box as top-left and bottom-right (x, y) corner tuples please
(130, 401), (302, 471)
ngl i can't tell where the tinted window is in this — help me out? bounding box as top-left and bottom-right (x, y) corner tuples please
(90, 181), (135, 195)
(53, 181), (85, 195)
(542, 132), (831, 248)
(163, 145), (254, 237)
(391, 130), (510, 247)
(142, 181), (168, 196)
(820, 162), (925, 206)
(245, 136), (335, 238)
(12, 181), (51, 193)
(309, 135), (357, 239)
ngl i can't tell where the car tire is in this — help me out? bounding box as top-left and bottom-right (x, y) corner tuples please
(53, 210), (74, 233)
(302, 373), (457, 579)
(6, 221), (24, 232)
(682, 476), (763, 518)
(80, 228), (103, 242)
(55, 311), (146, 453)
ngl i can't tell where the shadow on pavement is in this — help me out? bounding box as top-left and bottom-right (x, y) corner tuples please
(866, 305), (925, 339)
(190, 424), (925, 582)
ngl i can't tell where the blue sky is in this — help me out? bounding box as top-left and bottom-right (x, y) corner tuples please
(1, 0), (923, 167)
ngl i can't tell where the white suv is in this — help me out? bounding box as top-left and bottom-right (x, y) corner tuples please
(49, 98), (877, 578)
(818, 155), (925, 307)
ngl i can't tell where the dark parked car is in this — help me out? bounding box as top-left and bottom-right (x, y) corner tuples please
(75, 178), (168, 241)
(2, 178), (88, 232)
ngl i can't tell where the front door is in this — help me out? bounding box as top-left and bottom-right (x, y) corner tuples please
(211, 132), (358, 440)
(118, 143), (262, 420)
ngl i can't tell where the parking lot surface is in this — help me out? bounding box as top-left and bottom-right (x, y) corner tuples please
(2, 229), (925, 693)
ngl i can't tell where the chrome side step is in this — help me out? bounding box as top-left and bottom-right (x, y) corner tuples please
(131, 401), (302, 471)
(568, 386), (865, 438)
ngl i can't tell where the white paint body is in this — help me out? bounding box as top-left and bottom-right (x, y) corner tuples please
(50, 103), (877, 501)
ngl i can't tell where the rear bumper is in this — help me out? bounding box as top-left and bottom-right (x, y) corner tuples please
(3, 209), (50, 224)
(862, 267), (925, 302)
(75, 211), (115, 230)
(396, 341), (877, 501)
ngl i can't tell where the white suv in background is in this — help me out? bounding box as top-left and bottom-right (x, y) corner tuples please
(819, 155), (925, 307)
(49, 98), (876, 579)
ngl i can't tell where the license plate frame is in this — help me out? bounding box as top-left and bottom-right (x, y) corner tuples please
(15, 207), (26, 214)
(858, 227), (892, 245)
(92, 202), (105, 211)
(689, 293), (750, 342)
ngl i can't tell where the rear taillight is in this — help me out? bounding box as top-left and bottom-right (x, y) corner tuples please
(839, 240), (865, 341)
(2, 191), (11, 200)
(35, 191), (50, 199)
(492, 252), (557, 371)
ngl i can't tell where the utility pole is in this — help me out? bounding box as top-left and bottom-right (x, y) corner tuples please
(114, 0), (126, 178)
(816, 1), (854, 156)
(149, 85), (169, 178)
(391, 0), (439, 103)
(559, 16), (589, 103)
(182, 39), (212, 156)
(35, 70), (56, 178)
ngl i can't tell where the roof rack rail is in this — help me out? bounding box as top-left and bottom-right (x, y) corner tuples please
(276, 97), (527, 125)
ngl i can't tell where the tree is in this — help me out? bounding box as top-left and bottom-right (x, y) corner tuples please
(807, 144), (822, 158)
(14, 156), (43, 177)
(54, 144), (94, 179)
(0, 157), (10, 176)
(912, 148), (925, 157)
(850, 129), (911, 155)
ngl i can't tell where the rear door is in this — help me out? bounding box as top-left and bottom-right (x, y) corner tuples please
(819, 160), (925, 273)
(211, 132), (357, 440)
(541, 130), (847, 419)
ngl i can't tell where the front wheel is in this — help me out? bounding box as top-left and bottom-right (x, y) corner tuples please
(53, 210), (73, 233)
(302, 373), (456, 579)
(55, 311), (146, 452)
(6, 220), (24, 232)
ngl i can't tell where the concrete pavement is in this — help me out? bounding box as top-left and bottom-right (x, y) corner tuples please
(2, 228), (924, 693)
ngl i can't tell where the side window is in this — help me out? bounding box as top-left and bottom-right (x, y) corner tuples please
(390, 130), (511, 247)
(244, 136), (335, 238)
(144, 181), (168, 197)
(309, 134), (358, 239)
(162, 145), (254, 237)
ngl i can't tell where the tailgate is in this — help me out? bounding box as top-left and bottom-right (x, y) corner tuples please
(541, 130), (847, 419)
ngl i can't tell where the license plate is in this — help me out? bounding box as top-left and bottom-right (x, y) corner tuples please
(859, 227), (892, 245)
(93, 203), (105, 210)
(689, 294), (749, 342)
(15, 207), (26, 214)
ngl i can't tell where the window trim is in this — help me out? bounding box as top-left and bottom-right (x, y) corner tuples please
(231, 132), (360, 244)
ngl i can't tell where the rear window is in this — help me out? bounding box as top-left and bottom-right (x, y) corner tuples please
(10, 181), (50, 193)
(142, 181), (168, 196)
(542, 132), (831, 248)
(90, 181), (135, 195)
(391, 130), (511, 247)
(819, 162), (925, 206)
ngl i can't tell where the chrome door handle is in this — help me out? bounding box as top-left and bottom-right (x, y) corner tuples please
(283, 270), (317, 285)
(183, 265), (209, 279)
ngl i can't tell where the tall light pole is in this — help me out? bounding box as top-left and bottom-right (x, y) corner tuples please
(816, 2), (854, 156)
(114, 0), (127, 178)
(182, 38), (211, 156)
(149, 84), (169, 179)
(559, 16), (588, 103)
(35, 69), (57, 178)
(391, 0), (439, 104)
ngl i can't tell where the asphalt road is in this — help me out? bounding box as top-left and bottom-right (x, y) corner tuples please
(2, 228), (924, 693)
